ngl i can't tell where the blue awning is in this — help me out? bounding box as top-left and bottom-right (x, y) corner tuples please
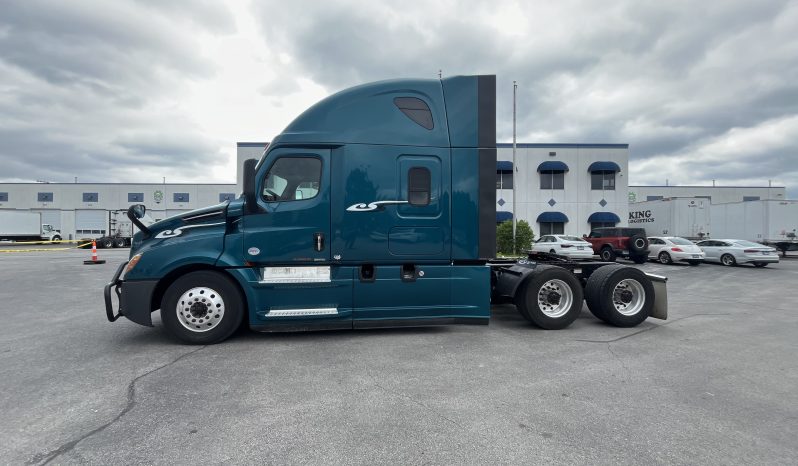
(588, 211), (620, 223)
(496, 211), (513, 222)
(537, 161), (569, 172)
(497, 161), (513, 171)
(588, 161), (621, 172)
(536, 211), (569, 223)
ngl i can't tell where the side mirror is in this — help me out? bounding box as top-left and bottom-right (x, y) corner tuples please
(243, 158), (258, 214)
(127, 204), (151, 237)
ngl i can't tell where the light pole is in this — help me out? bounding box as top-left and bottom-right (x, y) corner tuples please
(512, 80), (517, 254)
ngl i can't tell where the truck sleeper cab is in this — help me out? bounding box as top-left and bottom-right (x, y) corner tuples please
(105, 75), (667, 344)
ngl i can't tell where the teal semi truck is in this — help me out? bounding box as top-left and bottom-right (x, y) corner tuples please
(104, 75), (667, 344)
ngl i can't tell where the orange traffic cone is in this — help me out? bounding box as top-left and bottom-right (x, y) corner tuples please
(83, 240), (107, 265)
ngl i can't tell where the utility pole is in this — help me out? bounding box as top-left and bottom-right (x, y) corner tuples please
(512, 81), (517, 254)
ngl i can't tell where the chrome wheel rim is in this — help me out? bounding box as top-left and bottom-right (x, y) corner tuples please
(537, 279), (574, 318)
(176, 287), (225, 332)
(613, 279), (645, 316)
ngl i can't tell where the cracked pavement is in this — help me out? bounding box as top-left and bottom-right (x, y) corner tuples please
(1, 249), (796, 464)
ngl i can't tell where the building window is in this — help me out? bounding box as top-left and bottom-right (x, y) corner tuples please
(82, 192), (98, 202)
(591, 222), (616, 230)
(38, 192), (53, 202)
(646, 195), (663, 201)
(496, 170), (513, 189)
(743, 196), (760, 202)
(0, 192), (7, 202)
(219, 193), (236, 202)
(591, 171), (615, 190)
(539, 222), (565, 235)
(128, 193), (144, 202)
(173, 192), (190, 202)
(540, 171), (565, 190)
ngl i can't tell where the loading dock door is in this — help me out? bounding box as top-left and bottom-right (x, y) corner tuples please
(33, 210), (61, 229)
(75, 210), (107, 236)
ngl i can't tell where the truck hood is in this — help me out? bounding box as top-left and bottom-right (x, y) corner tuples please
(130, 202), (230, 255)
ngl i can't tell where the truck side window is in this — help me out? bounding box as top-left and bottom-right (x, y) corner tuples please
(408, 167), (431, 206)
(263, 157), (321, 202)
(394, 97), (434, 130)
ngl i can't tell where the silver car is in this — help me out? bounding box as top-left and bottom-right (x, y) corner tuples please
(648, 236), (705, 265)
(696, 239), (779, 267)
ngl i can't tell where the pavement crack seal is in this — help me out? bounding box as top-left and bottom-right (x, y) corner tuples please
(371, 381), (462, 428)
(27, 346), (207, 466)
(574, 313), (731, 343)
(606, 343), (631, 376)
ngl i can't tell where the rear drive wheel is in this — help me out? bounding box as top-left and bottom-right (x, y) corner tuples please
(721, 254), (737, 266)
(161, 271), (244, 344)
(753, 262), (768, 268)
(115, 237), (127, 248)
(514, 265), (584, 330)
(658, 251), (673, 264)
(585, 265), (654, 327)
(600, 247), (616, 262)
(101, 238), (114, 249)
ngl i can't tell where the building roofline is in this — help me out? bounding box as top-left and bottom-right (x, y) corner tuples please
(497, 143), (629, 149)
(236, 142), (268, 147)
(629, 185), (785, 189)
(0, 182), (236, 186)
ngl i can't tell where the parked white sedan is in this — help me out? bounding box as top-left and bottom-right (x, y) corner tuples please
(531, 235), (595, 258)
(648, 236), (705, 265)
(696, 239), (779, 267)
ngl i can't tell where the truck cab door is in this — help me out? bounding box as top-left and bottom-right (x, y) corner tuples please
(245, 149), (330, 263)
(242, 148), (353, 330)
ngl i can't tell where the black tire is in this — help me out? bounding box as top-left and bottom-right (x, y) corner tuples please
(631, 254), (648, 264)
(514, 265), (584, 330)
(600, 247), (616, 262)
(52, 235), (61, 242)
(585, 265), (654, 327)
(658, 251), (673, 265)
(115, 237), (127, 248)
(753, 262), (768, 268)
(628, 234), (649, 254)
(687, 261), (701, 266)
(101, 238), (113, 249)
(161, 270), (245, 344)
(720, 254), (737, 267)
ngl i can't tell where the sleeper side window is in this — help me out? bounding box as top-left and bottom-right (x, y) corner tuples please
(262, 157), (321, 202)
(408, 167), (431, 206)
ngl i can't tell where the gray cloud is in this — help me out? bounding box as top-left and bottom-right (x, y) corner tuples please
(0, 0), (235, 183)
(252, 0), (798, 195)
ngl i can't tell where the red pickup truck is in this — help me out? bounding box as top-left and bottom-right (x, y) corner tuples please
(584, 227), (649, 264)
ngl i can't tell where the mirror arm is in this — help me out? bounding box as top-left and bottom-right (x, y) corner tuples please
(127, 205), (151, 238)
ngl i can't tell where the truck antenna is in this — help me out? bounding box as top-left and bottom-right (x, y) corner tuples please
(512, 80), (517, 254)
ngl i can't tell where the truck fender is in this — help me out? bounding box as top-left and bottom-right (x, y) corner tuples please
(494, 263), (540, 300)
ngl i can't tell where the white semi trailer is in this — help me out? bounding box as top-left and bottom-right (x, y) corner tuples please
(0, 210), (62, 242)
(711, 200), (798, 255)
(628, 198), (711, 239)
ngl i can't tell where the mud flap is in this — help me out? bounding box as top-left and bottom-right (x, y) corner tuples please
(646, 273), (668, 320)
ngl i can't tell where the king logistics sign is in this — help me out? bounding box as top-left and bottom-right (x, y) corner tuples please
(629, 210), (655, 223)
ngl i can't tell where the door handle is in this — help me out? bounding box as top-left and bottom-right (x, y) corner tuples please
(314, 232), (324, 252)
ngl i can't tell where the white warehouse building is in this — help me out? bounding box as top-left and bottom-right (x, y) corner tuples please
(495, 143), (630, 236)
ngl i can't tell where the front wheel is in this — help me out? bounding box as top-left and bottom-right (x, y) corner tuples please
(514, 265), (584, 330)
(161, 271), (244, 344)
(721, 254), (737, 267)
(52, 235), (61, 242)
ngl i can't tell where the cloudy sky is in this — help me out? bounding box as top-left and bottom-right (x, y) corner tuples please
(1, 0), (796, 194)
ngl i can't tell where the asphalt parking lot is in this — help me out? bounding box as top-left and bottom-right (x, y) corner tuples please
(1, 249), (797, 465)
